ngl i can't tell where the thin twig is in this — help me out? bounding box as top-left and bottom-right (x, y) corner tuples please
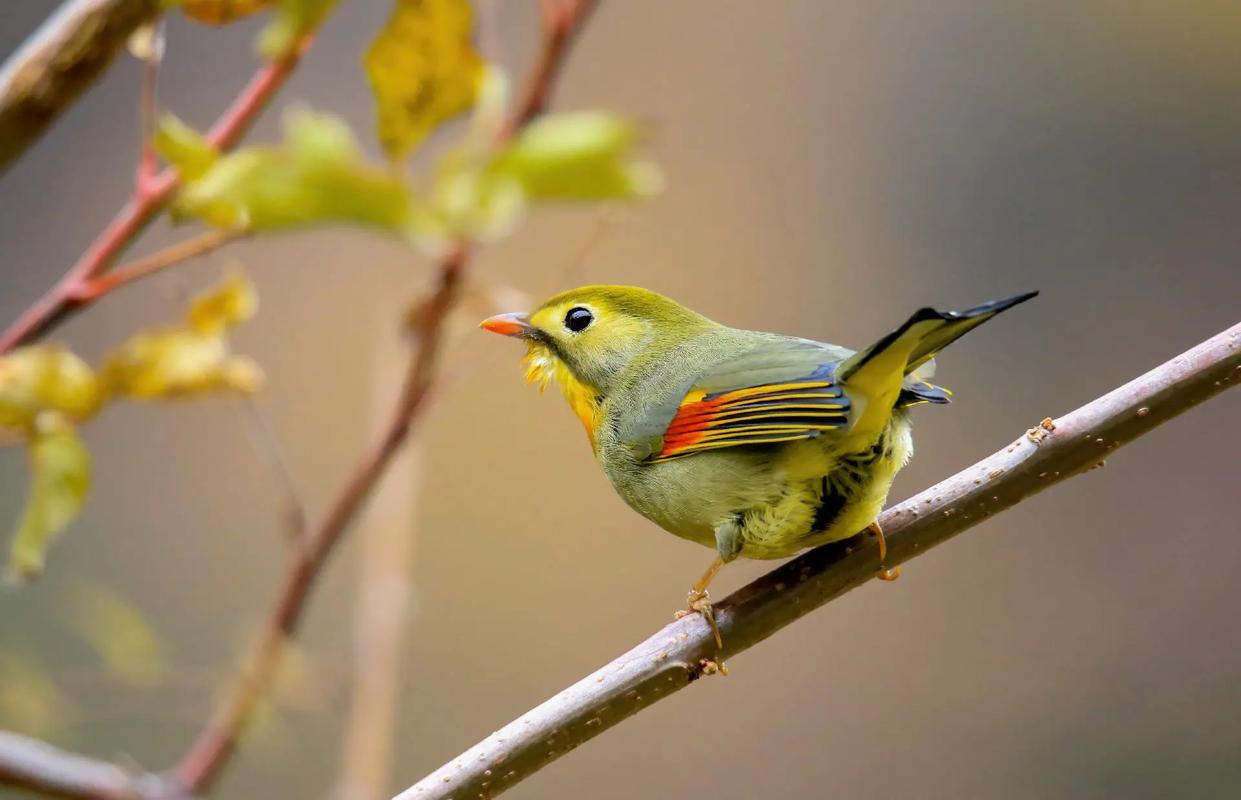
(0, 35), (316, 355)
(238, 398), (308, 548)
(394, 322), (1241, 800)
(0, 3), (598, 797)
(70, 228), (248, 302)
(135, 18), (165, 187)
(333, 354), (424, 800)
(0, 0), (161, 176)
(169, 3), (600, 793)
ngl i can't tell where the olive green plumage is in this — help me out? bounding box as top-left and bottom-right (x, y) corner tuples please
(481, 286), (1036, 566)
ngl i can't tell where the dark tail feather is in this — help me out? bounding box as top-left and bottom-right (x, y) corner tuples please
(839, 290), (1038, 383)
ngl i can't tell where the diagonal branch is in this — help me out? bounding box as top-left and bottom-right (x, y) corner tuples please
(0, 34), (316, 355)
(0, 3), (599, 798)
(0, 0), (161, 176)
(0, 731), (174, 800)
(169, 1), (599, 795)
(394, 321), (1241, 800)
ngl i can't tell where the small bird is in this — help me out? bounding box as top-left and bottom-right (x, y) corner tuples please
(481, 286), (1035, 642)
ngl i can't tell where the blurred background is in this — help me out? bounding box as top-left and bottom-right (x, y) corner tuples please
(2, 1), (1240, 798)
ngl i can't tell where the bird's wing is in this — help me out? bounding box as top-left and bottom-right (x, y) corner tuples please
(643, 340), (854, 462)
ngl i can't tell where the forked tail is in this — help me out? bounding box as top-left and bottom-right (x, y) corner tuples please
(838, 291), (1038, 441)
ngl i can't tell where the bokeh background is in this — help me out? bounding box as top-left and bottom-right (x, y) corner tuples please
(2, 2), (1241, 798)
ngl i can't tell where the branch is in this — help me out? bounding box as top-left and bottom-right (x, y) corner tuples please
(169, 2), (600, 794)
(71, 228), (248, 302)
(0, 35), (315, 355)
(394, 322), (1241, 800)
(0, 0), (160, 176)
(0, 731), (173, 800)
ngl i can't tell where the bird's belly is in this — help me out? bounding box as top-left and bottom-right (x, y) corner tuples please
(604, 448), (783, 550)
(603, 413), (913, 560)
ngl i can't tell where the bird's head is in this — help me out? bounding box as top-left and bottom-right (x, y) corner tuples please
(480, 285), (712, 441)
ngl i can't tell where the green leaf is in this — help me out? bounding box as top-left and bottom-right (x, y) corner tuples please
(259, 0), (339, 59)
(0, 346), (103, 433)
(406, 150), (525, 247)
(173, 109), (412, 233)
(59, 583), (166, 688)
(7, 413), (91, 582)
(490, 111), (664, 200)
(155, 114), (219, 181)
(364, 0), (484, 160)
(0, 650), (76, 735)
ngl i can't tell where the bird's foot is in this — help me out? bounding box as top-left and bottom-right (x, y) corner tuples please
(675, 588), (723, 650)
(867, 521), (901, 581)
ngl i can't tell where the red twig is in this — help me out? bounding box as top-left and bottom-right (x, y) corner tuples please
(0, 3), (596, 797)
(170, 2), (600, 793)
(71, 228), (247, 301)
(0, 36), (314, 355)
(500, 0), (597, 140)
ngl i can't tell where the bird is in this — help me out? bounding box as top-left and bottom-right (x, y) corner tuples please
(480, 286), (1036, 645)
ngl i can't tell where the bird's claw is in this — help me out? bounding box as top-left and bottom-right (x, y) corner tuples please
(674, 589), (723, 650)
(867, 521), (900, 581)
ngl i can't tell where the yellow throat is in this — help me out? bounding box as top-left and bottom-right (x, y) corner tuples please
(523, 347), (602, 450)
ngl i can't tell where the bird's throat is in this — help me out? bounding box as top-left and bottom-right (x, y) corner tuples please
(523, 347), (603, 451)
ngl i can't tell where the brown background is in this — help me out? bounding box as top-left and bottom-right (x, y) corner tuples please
(2, 2), (1240, 798)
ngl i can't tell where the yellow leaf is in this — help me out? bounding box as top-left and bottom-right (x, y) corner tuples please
(59, 583), (166, 688)
(180, 0), (275, 25)
(173, 109), (412, 233)
(364, 0), (484, 160)
(0, 346), (102, 433)
(7, 413), (91, 582)
(102, 272), (263, 400)
(0, 651), (75, 736)
(155, 114), (220, 182)
(102, 330), (262, 399)
(188, 271), (258, 334)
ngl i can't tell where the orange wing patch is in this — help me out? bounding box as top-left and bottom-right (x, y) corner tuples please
(654, 376), (849, 461)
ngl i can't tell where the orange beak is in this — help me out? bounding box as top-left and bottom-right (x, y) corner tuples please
(479, 312), (534, 338)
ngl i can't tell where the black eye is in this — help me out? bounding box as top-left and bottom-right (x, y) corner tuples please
(564, 306), (594, 333)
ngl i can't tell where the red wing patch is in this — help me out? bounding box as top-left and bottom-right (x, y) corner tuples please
(653, 377), (849, 461)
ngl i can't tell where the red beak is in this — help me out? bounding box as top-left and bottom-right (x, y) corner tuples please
(479, 312), (534, 338)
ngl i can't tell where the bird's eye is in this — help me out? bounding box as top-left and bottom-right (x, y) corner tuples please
(564, 306), (594, 333)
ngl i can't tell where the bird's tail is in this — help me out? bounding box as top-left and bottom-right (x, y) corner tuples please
(837, 291), (1038, 443)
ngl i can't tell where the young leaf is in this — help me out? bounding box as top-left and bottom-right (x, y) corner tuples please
(156, 114), (220, 181)
(188, 271), (258, 334)
(0, 651), (76, 735)
(173, 109), (412, 233)
(59, 583), (166, 688)
(259, 0), (339, 58)
(102, 272), (263, 399)
(413, 167), (526, 247)
(364, 0), (484, 160)
(490, 111), (664, 200)
(179, 0), (276, 25)
(0, 346), (103, 432)
(102, 332), (262, 398)
(7, 413), (91, 582)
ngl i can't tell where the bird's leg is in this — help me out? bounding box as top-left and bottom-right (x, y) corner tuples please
(674, 555), (725, 649)
(868, 521), (901, 581)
